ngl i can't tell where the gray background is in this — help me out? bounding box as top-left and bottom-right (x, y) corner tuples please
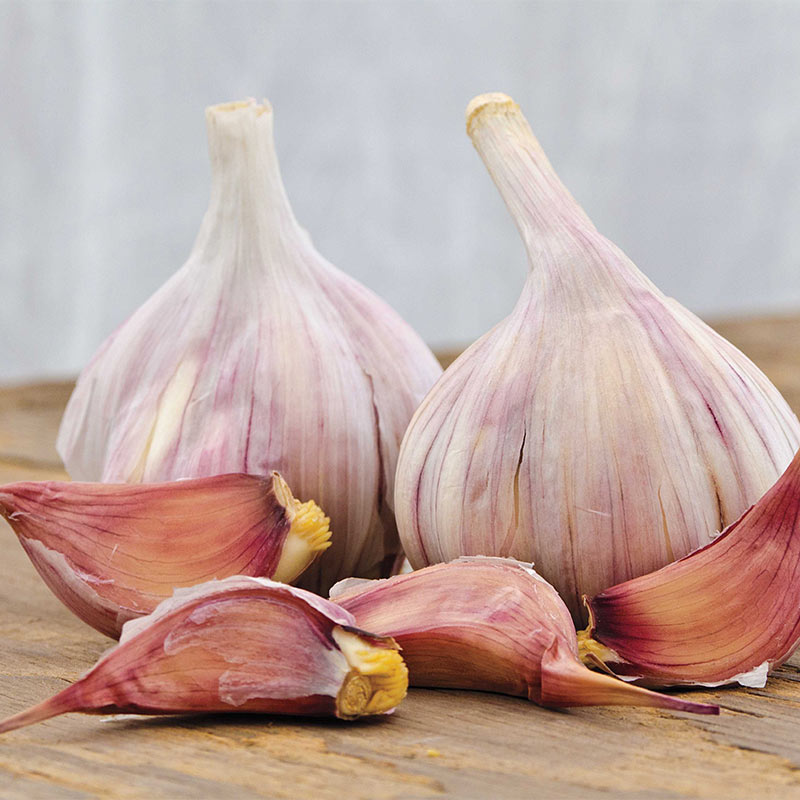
(2, 0), (800, 382)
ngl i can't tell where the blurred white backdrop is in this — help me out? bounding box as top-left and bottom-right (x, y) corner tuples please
(2, 0), (800, 382)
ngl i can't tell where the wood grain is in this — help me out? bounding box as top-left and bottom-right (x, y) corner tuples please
(1, 313), (800, 799)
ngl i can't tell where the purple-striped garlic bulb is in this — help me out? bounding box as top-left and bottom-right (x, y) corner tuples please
(395, 92), (800, 624)
(57, 99), (442, 595)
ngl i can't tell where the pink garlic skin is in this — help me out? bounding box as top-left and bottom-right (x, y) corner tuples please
(394, 94), (800, 624)
(584, 446), (800, 688)
(57, 100), (442, 595)
(332, 557), (580, 699)
(331, 557), (717, 714)
(0, 578), (399, 734)
(0, 473), (317, 638)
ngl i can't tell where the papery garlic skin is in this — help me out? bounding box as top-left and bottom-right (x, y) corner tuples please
(0, 577), (408, 734)
(330, 557), (717, 714)
(57, 99), (442, 595)
(0, 472), (330, 638)
(579, 447), (800, 688)
(395, 92), (800, 623)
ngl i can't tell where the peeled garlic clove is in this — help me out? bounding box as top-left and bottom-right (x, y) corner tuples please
(580, 447), (800, 688)
(0, 472), (330, 638)
(0, 576), (408, 734)
(395, 92), (800, 624)
(57, 99), (442, 596)
(331, 557), (716, 714)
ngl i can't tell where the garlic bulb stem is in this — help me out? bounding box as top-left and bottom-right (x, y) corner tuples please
(199, 99), (303, 265)
(466, 93), (594, 260)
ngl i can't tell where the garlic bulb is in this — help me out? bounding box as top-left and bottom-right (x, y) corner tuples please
(57, 99), (442, 594)
(395, 92), (800, 623)
(580, 446), (800, 688)
(331, 558), (716, 714)
(0, 472), (331, 638)
(0, 577), (408, 734)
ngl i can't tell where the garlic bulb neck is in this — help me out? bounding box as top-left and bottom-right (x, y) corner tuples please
(198, 99), (304, 263)
(467, 92), (595, 265)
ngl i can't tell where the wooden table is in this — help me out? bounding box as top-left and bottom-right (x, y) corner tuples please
(2, 314), (800, 799)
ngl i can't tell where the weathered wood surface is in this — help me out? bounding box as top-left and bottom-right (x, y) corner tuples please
(2, 314), (800, 799)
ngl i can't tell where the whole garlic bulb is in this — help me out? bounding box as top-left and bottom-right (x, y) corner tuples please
(57, 99), (442, 594)
(395, 92), (800, 623)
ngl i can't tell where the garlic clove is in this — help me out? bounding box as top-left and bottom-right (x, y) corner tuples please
(395, 92), (800, 624)
(0, 576), (408, 734)
(579, 447), (800, 688)
(57, 98), (442, 596)
(330, 557), (717, 714)
(0, 472), (330, 638)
